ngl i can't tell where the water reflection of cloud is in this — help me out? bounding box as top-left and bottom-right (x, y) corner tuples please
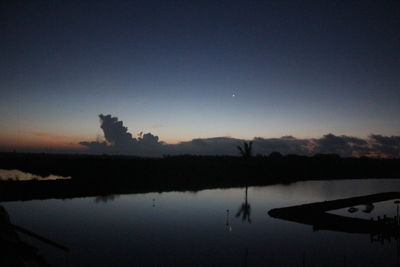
(0, 169), (71, 181)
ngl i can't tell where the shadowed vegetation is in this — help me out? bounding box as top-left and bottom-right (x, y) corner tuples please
(0, 152), (400, 202)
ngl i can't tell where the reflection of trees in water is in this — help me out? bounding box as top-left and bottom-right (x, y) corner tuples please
(95, 194), (120, 203)
(236, 186), (251, 223)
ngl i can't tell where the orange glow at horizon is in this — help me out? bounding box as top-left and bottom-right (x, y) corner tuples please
(0, 131), (188, 150)
(0, 131), (88, 150)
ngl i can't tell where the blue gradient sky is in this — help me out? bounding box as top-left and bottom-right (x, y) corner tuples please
(1, 1), (399, 149)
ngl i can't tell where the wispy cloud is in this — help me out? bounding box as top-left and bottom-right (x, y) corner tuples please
(13, 131), (84, 150)
(151, 124), (166, 129)
(17, 131), (80, 141)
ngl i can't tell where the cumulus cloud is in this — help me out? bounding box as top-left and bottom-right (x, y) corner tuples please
(79, 140), (109, 153)
(167, 137), (243, 155)
(99, 114), (136, 147)
(252, 136), (313, 155)
(79, 114), (400, 158)
(80, 114), (163, 156)
(369, 134), (400, 157)
(314, 134), (369, 157)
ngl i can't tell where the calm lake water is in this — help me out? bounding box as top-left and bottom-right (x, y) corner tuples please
(3, 179), (400, 266)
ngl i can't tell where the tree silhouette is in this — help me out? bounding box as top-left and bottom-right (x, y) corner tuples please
(237, 141), (253, 158)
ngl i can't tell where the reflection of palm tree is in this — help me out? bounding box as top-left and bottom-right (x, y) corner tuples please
(95, 194), (119, 203)
(236, 186), (251, 223)
(225, 209), (232, 231)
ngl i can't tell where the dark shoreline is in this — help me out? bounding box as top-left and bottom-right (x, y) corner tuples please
(268, 192), (400, 238)
(1, 152), (400, 202)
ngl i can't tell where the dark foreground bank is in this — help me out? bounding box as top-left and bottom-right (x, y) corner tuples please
(0, 152), (399, 202)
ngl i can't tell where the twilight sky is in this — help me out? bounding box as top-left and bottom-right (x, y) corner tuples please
(1, 1), (399, 153)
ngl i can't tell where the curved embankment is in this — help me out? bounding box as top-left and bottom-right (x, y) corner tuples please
(268, 192), (400, 236)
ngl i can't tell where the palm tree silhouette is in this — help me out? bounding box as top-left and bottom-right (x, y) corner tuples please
(237, 141), (253, 158)
(236, 186), (251, 223)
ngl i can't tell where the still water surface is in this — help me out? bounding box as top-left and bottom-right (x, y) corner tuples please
(3, 179), (400, 266)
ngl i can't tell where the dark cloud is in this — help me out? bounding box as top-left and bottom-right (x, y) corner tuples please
(79, 114), (400, 158)
(99, 114), (136, 147)
(78, 141), (109, 153)
(314, 134), (369, 157)
(252, 136), (312, 156)
(138, 132), (160, 146)
(80, 114), (163, 156)
(167, 137), (243, 155)
(369, 134), (400, 157)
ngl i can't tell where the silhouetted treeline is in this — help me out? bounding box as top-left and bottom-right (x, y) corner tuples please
(0, 152), (399, 201)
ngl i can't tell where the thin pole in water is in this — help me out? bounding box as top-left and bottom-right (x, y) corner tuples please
(395, 200), (400, 225)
